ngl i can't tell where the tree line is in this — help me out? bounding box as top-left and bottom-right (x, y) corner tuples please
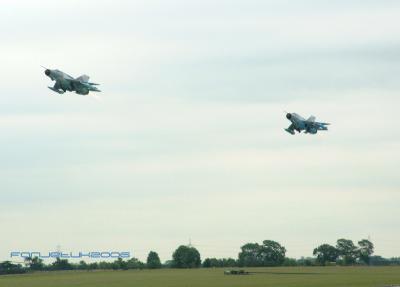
(1, 238), (400, 275)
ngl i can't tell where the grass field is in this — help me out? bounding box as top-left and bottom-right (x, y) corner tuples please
(1, 267), (399, 287)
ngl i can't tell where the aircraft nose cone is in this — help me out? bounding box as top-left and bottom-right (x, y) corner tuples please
(286, 113), (292, 119)
(45, 69), (51, 76)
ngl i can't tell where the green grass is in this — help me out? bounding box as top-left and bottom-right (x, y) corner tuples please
(1, 267), (400, 287)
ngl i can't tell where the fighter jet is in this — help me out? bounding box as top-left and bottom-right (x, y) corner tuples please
(285, 112), (330, 135)
(43, 67), (101, 95)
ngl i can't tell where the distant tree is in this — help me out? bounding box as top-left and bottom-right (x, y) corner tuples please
(238, 240), (286, 267)
(23, 257), (32, 268)
(126, 257), (145, 269)
(369, 256), (390, 266)
(390, 258), (400, 265)
(203, 258), (237, 268)
(0, 261), (26, 275)
(98, 261), (112, 270)
(147, 251), (162, 269)
(238, 243), (261, 267)
(358, 239), (374, 265)
(163, 260), (174, 268)
(221, 258), (237, 267)
(202, 258), (212, 268)
(51, 258), (73, 270)
(336, 239), (358, 265)
(77, 260), (88, 270)
(296, 257), (316, 266)
(88, 262), (99, 270)
(283, 258), (298, 266)
(366, 256), (400, 266)
(30, 257), (44, 271)
(112, 258), (128, 270)
(202, 258), (219, 268)
(313, 244), (339, 266)
(172, 245), (201, 268)
(259, 240), (286, 266)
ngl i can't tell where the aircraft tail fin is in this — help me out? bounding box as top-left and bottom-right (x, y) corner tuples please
(307, 116), (316, 122)
(76, 74), (90, 83)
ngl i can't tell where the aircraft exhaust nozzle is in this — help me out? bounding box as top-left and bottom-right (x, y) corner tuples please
(286, 113), (292, 119)
(45, 69), (51, 76)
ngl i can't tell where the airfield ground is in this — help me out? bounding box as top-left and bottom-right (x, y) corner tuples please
(0, 266), (399, 287)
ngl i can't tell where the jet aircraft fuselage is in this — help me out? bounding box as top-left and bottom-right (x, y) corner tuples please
(285, 112), (329, 135)
(44, 68), (100, 95)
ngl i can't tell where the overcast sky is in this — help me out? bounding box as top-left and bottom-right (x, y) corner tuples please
(0, 0), (399, 262)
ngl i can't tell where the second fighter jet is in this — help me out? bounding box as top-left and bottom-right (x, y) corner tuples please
(285, 112), (330, 135)
(43, 67), (101, 95)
